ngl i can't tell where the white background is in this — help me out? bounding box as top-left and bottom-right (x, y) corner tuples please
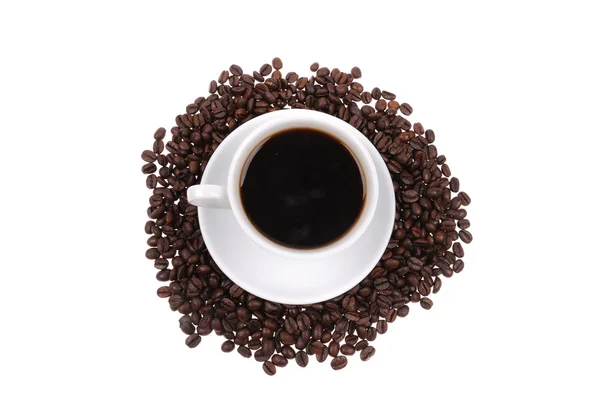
(1, 0), (598, 397)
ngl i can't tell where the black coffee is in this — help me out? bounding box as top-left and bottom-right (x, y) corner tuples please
(240, 128), (364, 249)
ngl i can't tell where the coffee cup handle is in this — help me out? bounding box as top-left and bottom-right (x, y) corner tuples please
(186, 185), (230, 209)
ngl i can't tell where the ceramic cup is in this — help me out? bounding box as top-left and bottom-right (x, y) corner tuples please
(187, 109), (379, 260)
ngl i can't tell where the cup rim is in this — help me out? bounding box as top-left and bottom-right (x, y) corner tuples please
(227, 109), (379, 259)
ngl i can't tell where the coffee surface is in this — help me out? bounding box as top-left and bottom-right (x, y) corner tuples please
(240, 128), (364, 248)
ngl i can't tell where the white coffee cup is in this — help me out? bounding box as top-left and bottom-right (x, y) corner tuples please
(187, 109), (378, 260)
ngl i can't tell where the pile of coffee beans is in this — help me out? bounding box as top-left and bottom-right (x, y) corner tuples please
(142, 58), (472, 375)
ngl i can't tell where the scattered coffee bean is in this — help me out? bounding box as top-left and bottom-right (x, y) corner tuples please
(453, 242), (464, 258)
(157, 286), (171, 298)
(185, 334), (201, 348)
(237, 346), (252, 358)
(272, 57), (283, 70)
(399, 103), (413, 116)
(221, 340), (235, 353)
(355, 340), (369, 352)
(420, 297), (433, 310)
(263, 361), (276, 376)
(376, 320), (388, 334)
(459, 230), (473, 243)
(229, 64), (243, 76)
(272, 354), (288, 367)
(360, 345), (376, 361)
(295, 351), (309, 367)
(331, 355), (348, 370)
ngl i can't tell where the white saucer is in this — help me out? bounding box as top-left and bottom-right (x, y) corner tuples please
(198, 111), (395, 304)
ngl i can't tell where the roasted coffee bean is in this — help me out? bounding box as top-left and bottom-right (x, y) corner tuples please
(295, 351), (309, 367)
(142, 163), (157, 174)
(345, 335), (358, 345)
(146, 175), (157, 189)
(310, 62), (319, 72)
(328, 341), (340, 357)
(154, 127), (166, 140)
(459, 230), (473, 243)
(157, 286), (171, 298)
(360, 345), (376, 361)
(399, 103), (413, 115)
(185, 334), (201, 348)
(407, 257), (424, 270)
(459, 192), (472, 205)
(402, 190), (419, 203)
(142, 150), (157, 162)
(272, 354), (288, 367)
(281, 345), (296, 359)
(376, 320), (388, 334)
(398, 305), (410, 317)
(351, 66), (362, 78)
(430, 277), (442, 294)
(453, 242), (464, 258)
(458, 219), (471, 229)
(316, 67), (330, 77)
(263, 361), (276, 376)
(237, 346), (252, 358)
(420, 297), (433, 310)
(340, 344), (356, 356)
(272, 57), (283, 70)
(371, 87), (382, 99)
(229, 64), (243, 76)
(221, 340), (235, 353)
(331, 355), (348, 370)
(354, 340), (368, 352)
(453, 259), (465, 273)
(316, 349), (328, 363)
(381, 91), (395, 100)
(425, 129), (435, 143)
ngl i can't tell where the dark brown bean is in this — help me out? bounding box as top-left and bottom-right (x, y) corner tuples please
(316, 67), (330, 77)
(459, 230), (473, 243)
(259, 64), (272, 76)
(185, 334), (201, 348)
(376, 320), (388, 334)
(402, 190), (419, 203)
(263, 361), (276, 376)
(420, 297), (433, 310)
(229, 64), (243, 76)
(310, 62), (319, 72)
(459, 192), (472, 205)
(153, 127), (166, 140)
(142, 150), (156, 162)
(453, 242), (464, 258)
(371, 87), (381, 99)
(208, 80), (217, 94)
(221, 340), (235, 352)
(360, 346), (376, 361)
(272, 57), (283, 70)
(331, 355), (348, 370)
(142, 163), (157, 174)
(295, 351), (309, 367)
(457, 219), (470, 229)
(272, 354), (288, 367)
(399, 103), (413, 115)
(351, 66), (362, 78)
(381, 91), (396, 100)
(157, 286), (171, 298)
(237, 346), (252, 358)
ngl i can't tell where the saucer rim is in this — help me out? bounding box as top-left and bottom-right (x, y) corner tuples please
(198, 110), (395, 304)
